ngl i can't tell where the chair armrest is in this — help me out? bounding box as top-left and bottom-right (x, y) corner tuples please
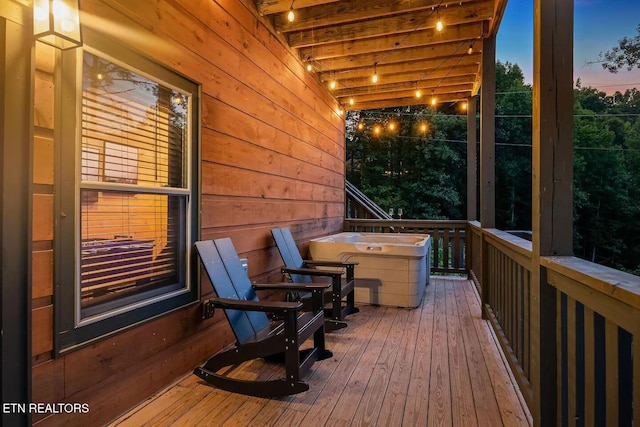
(252, 282), (331, 292)
(304, 259), (359, 268)
(281, 266), (342, 278)
(205, 297), (302, 314)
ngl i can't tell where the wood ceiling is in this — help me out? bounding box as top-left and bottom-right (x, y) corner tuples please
(255, 0), (509, 110)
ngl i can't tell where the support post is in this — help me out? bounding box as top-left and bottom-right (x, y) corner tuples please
(466, 95), (478, 280)
(530, 0), (574, 425)
(1, 4), (33, 427)
(480, 35), (496, 229)
(467, 95), (477, 221)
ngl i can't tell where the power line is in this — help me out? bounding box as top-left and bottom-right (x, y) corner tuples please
(355, 135), (640, 152)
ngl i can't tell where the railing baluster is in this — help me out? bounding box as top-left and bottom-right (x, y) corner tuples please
(584, 307), (595, 427)
(453, 228), (460, 269)
(443, 228), (450, 270)
(605, 319), (619, 427)
(432, 229), (440, 271)
(567, 296), (576, 427)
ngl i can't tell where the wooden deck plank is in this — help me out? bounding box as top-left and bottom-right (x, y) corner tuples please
(376, 305), (421, 426)
(403, 280), (436, 425)
(463, 276), (531, 427)
(448, 278), (479, 427)
(454, 277), (504, 427)
(267, 304), (379, 425)
(110, 277), (531, 427)
(427, 277), (453, 426)
(324, 307), (397, 424)
(349, 308), (409, 426)
(352, 310), (412, 425)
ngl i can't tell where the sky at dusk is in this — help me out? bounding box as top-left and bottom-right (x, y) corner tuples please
(496, 0), (640, 93)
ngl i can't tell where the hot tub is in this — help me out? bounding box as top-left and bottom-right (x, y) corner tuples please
(309, 232), (431, 308)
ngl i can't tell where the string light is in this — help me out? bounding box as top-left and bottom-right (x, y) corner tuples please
(357, 122), (365, 131)
(373, 125), (381, 135)
(420, 123), (429, 133)
(467, 42), (474, 55)
(415, 83), (422, 99)
(372, 63), (378, 83)
(306, 64), (313, 72)
(329, 80), (337, 90)
(349, 98), (355, 106)
(388, 122), (396, 131)
(435, 7), (443, 32)
(287, 0), (295, 22)
(431, 96), (437, 106)
(462, 101), (468, 110)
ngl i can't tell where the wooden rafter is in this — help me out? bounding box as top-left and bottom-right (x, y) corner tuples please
(312, 40), (484, 73)
(255, 0), (509, 110)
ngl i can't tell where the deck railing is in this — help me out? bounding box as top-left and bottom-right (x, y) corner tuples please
(345, 218), (640, 425)
(465, 222), (640, 426)
(343, 219), (466, 274)
(467, 221), (534, 409)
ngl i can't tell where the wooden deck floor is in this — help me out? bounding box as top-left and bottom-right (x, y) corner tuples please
(110, 277), (531, 426)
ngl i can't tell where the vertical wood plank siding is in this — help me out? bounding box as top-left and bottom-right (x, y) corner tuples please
(32, 0), (345, 425)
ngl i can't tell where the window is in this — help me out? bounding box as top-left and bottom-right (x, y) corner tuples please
(56, 30), (200, 353)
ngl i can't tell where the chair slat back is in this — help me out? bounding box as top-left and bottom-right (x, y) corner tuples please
(214, 238), (270, 333)
(195, 240), (269, 344)
(271, 228), (312, 284)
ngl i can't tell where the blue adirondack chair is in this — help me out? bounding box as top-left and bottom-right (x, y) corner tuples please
(271, 228), (358, 332)
(193, 238), (332, 397)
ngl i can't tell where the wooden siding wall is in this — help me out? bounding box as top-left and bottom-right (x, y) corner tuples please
(31, 0), (345, 425)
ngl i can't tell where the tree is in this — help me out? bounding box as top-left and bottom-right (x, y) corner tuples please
(601, 24), (640, 73)
(346, 106), (466, 219)
(494, 62), (532, 230)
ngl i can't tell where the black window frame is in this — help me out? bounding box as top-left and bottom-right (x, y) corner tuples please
(54, 28), (201, 355)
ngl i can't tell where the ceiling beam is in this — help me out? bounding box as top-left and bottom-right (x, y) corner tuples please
(348, 92), (470, 111)
(324, 63), (481, 88)
(299, 21), (485, 60)
(255, 0), (339, 16)
(320, 52), (481, 81)
(311, 39), (483, 72)
(274, 0), (478, 32)
(340, 84), (474, 104)
(287, 1), (494, 47)
(333, 74), (477, 97)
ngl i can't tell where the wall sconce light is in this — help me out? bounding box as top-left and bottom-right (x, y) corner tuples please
(34, 0), (82, 50)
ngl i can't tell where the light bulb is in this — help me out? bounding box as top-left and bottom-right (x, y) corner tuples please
(329, 80), (336, 90)
(462, 102), (468, 110)
(388, 122), (395, 131)
(52, 0), (70, 19)
(431, 97), (437, 106)
(357, 122), (364, 130)
(96, 73), (104, 80)
(416, 89), (422, 98)
(372, 73), (378, 83)
(287, 9), (295, 22)
(306, 64), (313, 72)
(374, 126), (381, 135)
(467, 45), (473, 55)
(436, 20), (443, 32)
(349, 98), (355, 106)
(420, 123), (428, 133)
(34, 5), (48, 21)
